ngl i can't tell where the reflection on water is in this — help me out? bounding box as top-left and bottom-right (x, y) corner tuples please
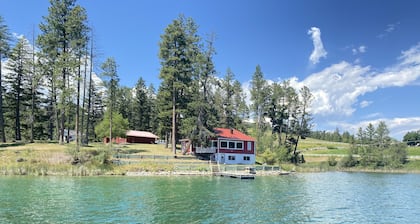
(0, 173), (419, 223)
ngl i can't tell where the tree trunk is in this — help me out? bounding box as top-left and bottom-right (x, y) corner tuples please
(165, 131), (169, 148)
(172, 86), (176, 156)
(75, 54), (81, 151)
(15, 70), (21, 141)
(81, 45), (88, 145)
(0, 52), (6, 142)
(109, 109), (112, 150)
(85, 37), (93, 145)
(59, 34), (67, 145)
(30, 30), (35, 143)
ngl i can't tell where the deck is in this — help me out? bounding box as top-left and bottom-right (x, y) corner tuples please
(214, 172), (255, 179)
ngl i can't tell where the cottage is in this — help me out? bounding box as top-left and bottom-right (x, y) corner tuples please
(195, 128), (256, 165)
(126, 130), (159, 144)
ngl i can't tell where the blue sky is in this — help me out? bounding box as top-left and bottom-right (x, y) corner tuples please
(2, 0), (420, 140)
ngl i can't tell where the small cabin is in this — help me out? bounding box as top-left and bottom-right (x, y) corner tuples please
(126, 130), (159, 144)
(195, 128), (256, 165)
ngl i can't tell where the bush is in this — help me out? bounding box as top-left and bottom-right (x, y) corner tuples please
(260, 150), (277, 165)
(276, 146), (292, 163)
(340, 154), (358, 167)
(328, 156), (338, 166)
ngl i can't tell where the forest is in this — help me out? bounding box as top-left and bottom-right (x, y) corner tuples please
(0, 0), (313, 162)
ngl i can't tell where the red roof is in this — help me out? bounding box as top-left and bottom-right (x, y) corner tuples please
(214, 128), (255, 141)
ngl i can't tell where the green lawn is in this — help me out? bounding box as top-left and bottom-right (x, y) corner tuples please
(407, 147), (420, 156)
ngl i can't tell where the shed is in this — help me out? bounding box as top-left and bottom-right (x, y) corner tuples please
(126, 130), (159, 144)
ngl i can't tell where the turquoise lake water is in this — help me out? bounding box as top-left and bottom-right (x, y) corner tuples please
(0, 172), (419, 223)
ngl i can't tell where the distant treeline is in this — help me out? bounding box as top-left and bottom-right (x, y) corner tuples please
(309, 129), (355, 143)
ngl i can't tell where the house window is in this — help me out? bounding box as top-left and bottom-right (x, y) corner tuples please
(244, 156), (250, 161)
(228, 155), (236, 160)
(221, 141), (227, 148)
(236, 142), (243, 149)
(229, 142), (235, 149)
(212, 141), (218, 148)
(247, 142), (252, 151)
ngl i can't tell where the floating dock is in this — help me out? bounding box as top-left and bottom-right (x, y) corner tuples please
(214, 172), (255, 179)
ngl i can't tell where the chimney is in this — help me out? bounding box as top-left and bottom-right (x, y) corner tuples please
(230, 128), (234, 134)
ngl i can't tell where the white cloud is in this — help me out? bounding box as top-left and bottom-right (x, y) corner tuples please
(377, 22), (400, 38)
(352, 45), (367, 55)
(359, 100), (372, 108)
(308, 27), (327, 65)
(296, 42), (420, 117)
(298, 61), (372, 116)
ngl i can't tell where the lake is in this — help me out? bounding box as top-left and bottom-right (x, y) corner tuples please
(0, 172), (419, 223)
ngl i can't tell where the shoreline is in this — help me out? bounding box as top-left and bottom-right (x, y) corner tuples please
(2, 168), (420, 177)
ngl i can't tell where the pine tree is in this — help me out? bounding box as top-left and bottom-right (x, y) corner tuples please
(116, 86), (134, 122)
(132, 77), (151, 131)
(0, 15), (11, 142)
(4, 37), (32, 141)
(89, 82), (104, 142)
(158, 15), (200, 155)
(365, 123), (376, 144)
(101, 57), (119, 149)
(220, 68), (235, 128)
(250, 65), (269, 149)
(375, 121), (390, 148)
(182, 34), (218, 147)
(37, 0), (89, 145)
(147, 84), (157, 133)
(232, 80), (249, 132)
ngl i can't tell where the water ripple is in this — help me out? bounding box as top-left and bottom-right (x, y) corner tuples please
(0, 173), (420, 223)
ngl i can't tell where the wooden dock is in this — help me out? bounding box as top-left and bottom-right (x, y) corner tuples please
(214, 172), (255, 179)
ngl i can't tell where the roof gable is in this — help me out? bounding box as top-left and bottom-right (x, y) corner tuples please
(214, 128), (255, 141)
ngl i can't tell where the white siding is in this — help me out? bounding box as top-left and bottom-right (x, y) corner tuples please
(214, 153), (255, 165)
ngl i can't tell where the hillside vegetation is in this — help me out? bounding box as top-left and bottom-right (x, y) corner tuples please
(1, 137), (419, 176)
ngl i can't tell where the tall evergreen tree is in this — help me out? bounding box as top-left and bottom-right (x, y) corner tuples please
(365, 123), (376, 144)
(147, 83), (158, 133)
(101, 57), (119, 149)
(232, 80), (249, 132)
(375, 121), (390, 148)
(267, 82), (285, 147)
(37, 0), (89, 144)
(89, 82), (104, 142)
(156, 84), (173, 148)
(116, 86), (133, 121)
(0, 15), (11, 142)
(158, 15), (200, 155)
(132, 77), (151, 131)
(84, 34), (95, 144)
(250, 65), (268, 148)
(4, 37), (32, 141)
(182, 34), (218, 147)
(220, 68), (235, 128)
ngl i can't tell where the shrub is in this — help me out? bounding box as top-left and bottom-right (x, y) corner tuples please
(328, 156), (337, 166)
(260, 150), (277, 165)
(340, 154), (358, 167)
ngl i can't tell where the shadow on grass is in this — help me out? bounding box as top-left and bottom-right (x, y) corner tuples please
(0, 142), (26, 148)
(121, 149), (148, 154)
